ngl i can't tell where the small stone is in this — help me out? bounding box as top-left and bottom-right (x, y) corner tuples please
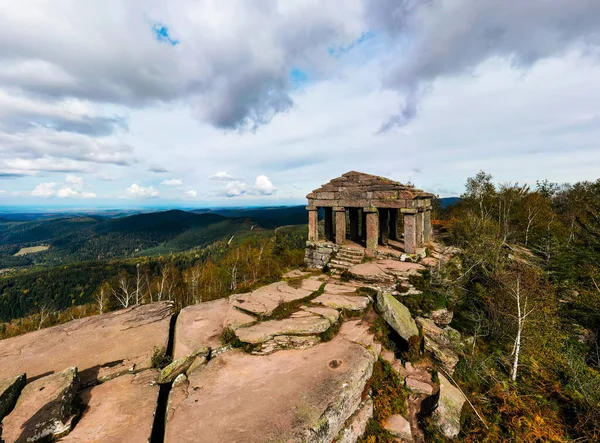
(430, 308), (453, 326)
(173, 373), (187, 387)
(158, 348), (210, 384)
(405, 377), (434, 395)
(382, 414), (412, 441)
(405, 362), (414, 373)
(381, 350), (395, 366)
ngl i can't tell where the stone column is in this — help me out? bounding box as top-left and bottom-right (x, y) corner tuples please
(307, 206), (318, 242)
(389, 209), (399, 241)
(349, 208), (360, 241)
(334, 207), (346, 245)
(415, 211), (424, 248)
(423, 209), (432, 243)
(324, 207), (333, 242)
(403, 212), (417, 254)
(379, 208), (389, 245)
(364, 208), (379, 252)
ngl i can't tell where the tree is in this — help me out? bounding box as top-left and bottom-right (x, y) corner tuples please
(463, 170), (496, 220)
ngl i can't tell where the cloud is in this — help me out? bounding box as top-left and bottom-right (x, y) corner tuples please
(31, 177), (96, 198)
(31, 182), (58, 198)
(125, 183), (159, 198)
(369, 0), (600, 128)
(184, 189), (198, 198)
(225, 181), (247, 197)
(209, 171), (235, 182)
(161, 178), (183, 187)
(96, 172), (118, 181)
(149, 166), (169, 173)
(254, 175), (276, 195)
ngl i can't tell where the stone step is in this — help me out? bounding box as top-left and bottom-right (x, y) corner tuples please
(335, 256), (362, 264)
(338, 251), (363, 259)
(339, 250), (364, 257)
(329, 263), (352, 271)
(329, 260), (354, 268)
(337, 253), (363, 261)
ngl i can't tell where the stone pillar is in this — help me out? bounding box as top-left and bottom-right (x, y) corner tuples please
(415, 211), (424, 248)
(389, 209), (399, 241)
(379, 208), (389, 245)
(364, 208), (379, 252)
(324, 207), (333, 242)
(307, 206), (318, 242)
(349, 208), (360, 241)
(423, 209), (432, 243)
(403, 212), (417, 254)
(334, 207), (346, 245)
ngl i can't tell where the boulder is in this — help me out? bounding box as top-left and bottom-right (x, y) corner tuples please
(60, 370), (159, 443)
(382, 414), (412, 441)
(429, 308), (453, 327)
(158, 347), (210, 384)
(0, 373), (26, 421)
(335, 397), (373, 443)
(0, 303), (172, 384)
(420, 257), (440, 268)
(313, 293), (369, 311)
(432, 374), (466, 438)
(376, 292), (419, 342)
(235, 314), (331, 344)
(416, 317), (460, 373)
(2, 367), (78, 442)
(164, 336), (376, 443)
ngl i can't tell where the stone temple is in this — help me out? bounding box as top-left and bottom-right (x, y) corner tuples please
(305, 171), (434, 268)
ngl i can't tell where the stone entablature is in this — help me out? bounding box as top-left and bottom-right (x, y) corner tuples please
(305, 171), (434, 256)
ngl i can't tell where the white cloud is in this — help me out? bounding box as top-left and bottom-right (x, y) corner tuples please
(161, 178), (183, 187)
(184, 189), (198, 198)
(96, 172), (118, 181)
(31, 182), (58, 197)
(209, 171), (235, 182)
(254, 175), (276, 195)
(65, 174), (84, 189)
(125, 183), (159, 198)
(225, 181), (247, 197)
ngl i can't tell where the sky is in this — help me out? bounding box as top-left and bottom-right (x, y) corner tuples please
(1, 0), (600, 208)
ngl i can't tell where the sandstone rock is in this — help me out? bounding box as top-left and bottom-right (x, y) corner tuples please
(380, 350), (396, 366)
(313, 293), (369, 311)
(257, 335), (322, 355)
(300, 278), (324, 292)
(158, 348), (210, 384)
(348, 262), (394, 283)
(382, 414), (412, 441)
(300, 305), (340, 324)
(185, 355), (208, 376)
(174, 299), (229, 359)
(335, 397), (373, 443)
(231, 282), (313, 317)
(376, 292), (419, 342)
(165, 336), (376, 443)
(420, 256), (440, 268)
(429, 308), (453, 327)
(222, 305), (257, 331)
(432, 374), (466, 438)
(416, 318), (459, 373)
(60, 370), (159, 443)
(283, 269), (311, 279)
(405, 377), (434, 395)
(0, 373), (25, 421)
(323, 282), (361, 295)
(338, 319), (378, 356)
(173, 373), (187, 387)
(0, 303), (171, 384)
(235, 314), (331, 344)
(2, 367), (78, 442)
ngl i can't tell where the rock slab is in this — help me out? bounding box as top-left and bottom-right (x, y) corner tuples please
(165, 336), (375, 443)
(2, 367), (78, 442)
(313, 293), (369, 311)
(0, 303), (172, 384)
(60, 370), (159, 443)
(174, 299), (229, 359)
(376, 292), (419, 342)
(0, 373), (26, 421)
(432, 374), (466, 438)
(383, 414), (412, 441)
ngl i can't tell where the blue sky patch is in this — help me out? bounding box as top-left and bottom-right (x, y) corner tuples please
(290, 68), (309, 84)
(153, 23), (179, 46)
(328, 31), (374, 57)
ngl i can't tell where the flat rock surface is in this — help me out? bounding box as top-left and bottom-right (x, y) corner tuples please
(349, 260), (425, 282)
(0, 373), (26, 421)
(3, 367), (78, 443)
(323, 282), (360, 295)
(222, 305), (257, 331)
(165, 336), (375, 443)
(235, 314), (331, 344)
(174, 299), (229, 359)
(299, 278), (323, 292)
(0, 303), (171, 384)
(61, 370), (159, 443)
(383, 414), (412, 440)
(313, 293), (369, 311)
(231, 282), (313, 316)
(300, 305), (340, 324)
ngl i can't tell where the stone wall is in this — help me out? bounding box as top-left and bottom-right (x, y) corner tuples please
(304, 241), (339, 269)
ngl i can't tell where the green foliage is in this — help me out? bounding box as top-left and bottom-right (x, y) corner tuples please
(151, 346), (172, 369)
(357, 419), (396, 443)
(366, 359), (408, 421)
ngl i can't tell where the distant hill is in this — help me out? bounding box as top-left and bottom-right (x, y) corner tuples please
(194, 205), (307, 226)
(439, 197), (461, 208)
(0, 210), (277, 267)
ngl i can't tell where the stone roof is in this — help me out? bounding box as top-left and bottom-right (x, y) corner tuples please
(307, 171), (434, 209)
